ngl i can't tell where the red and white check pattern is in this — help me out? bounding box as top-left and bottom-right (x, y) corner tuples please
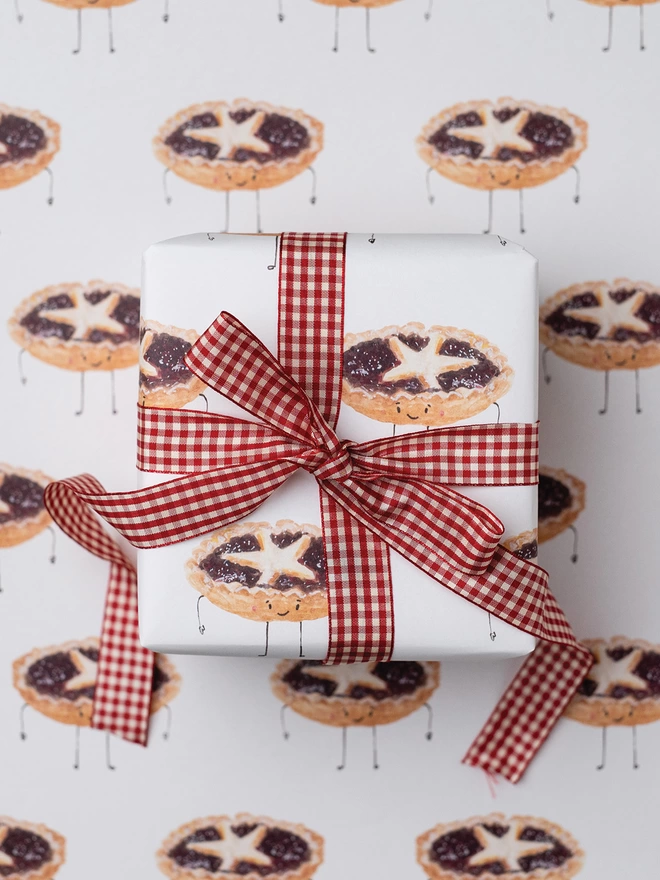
(43, 475), (154, 746)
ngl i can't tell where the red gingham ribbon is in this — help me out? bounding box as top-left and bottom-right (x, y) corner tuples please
(43, 232), (591, 781)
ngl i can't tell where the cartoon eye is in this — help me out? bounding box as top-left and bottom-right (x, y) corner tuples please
(295, 603), (300, 611)
(396, 405), (401, 414)
(267, 602), (272, 610)
(424, 406), (429, 414)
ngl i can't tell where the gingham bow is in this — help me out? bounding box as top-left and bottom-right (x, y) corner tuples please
(43, 232), (592, 784)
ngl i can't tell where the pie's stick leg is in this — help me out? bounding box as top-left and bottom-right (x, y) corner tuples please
(372, 726), (379, 769)
(14, 0), (22, 24)
(571, 165), (580, 204)
(18, 349), (28, 385)
(107, 8), (115, 53)
(223, 191), (230, 233)
(75, 372), (85, 417)
(568, 525), (578, 564)
(392, 424), (396, 438)
(44, 166), (54, 206)
(163, 0), (169, 22)
(639, 5), (645, 50)
(73, 726), (81, 770)
(596, 726), (606, 771)
(424, 702), (433, 740)
(110, 370), (117, 416)
(332, 5), (339, 52)
(598, 370), (609, 416)
(632, 725), (639, 769)
(196, 595), (206, 635)
(602, 6), (613, 52)
(518, 189), (526, 235)
(483, 190), (493, 235)
(162, 704), (172, 740)
(307, 166), (317, 205)
(299, 621), (304, 658)
(368, 233), (375, 243)
(198, 392), (209, 413)
(105, 733), (116, 770)
(635, 369), (642, 415)
(280, 704), (290, 740)
(492, 402), (501, 425)
(19, 703), (29, 740)
(268, 235), (279, 270)
(425, 167), (435, 205)
(424, 0), (433, 22)
(0, 555), (2, 594)
(259, 621), (270, 656)
(337, 727), (347, 770)
(163, 169), (172, 206)
(255, 190), (262, 234)
(541, 347), (552, 384)
(488, 612), (497, 641)
(277, 0), (284, 22)
(46, 525), (57, 564)
(365, 8), (376, 53)
(545, 0), (553, 21)
(73, 9), (82, 55)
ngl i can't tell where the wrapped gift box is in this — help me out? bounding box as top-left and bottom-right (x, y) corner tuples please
(138, 232), (539, 660)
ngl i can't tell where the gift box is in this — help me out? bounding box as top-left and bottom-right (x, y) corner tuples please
(136, 232), (540, 661)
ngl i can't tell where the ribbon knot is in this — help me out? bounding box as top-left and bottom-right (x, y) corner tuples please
(309, 439), (354, 482)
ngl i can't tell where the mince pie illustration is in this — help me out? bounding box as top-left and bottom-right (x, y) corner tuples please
(501, 529), (538, 561)
(416, 813), (584, 880)
(186, 520), (327, 656)
(157, 814), (324, 880)
(540, 279), (660, 415)
(0, 105), (59, 205)
(272, 660), (440, 769)
(37, 0), (136, 54)
(9, 280), (140, 416)
(0, 464), (54, 550)
(139, 319), (206, 408)
(13, 637), (180, 769)
(538, 467), (585, 563)
(564, 636), (660, 770)
(0, 817), (65, 880)
(417, 98), (588, 234)
(342, 322), (513, 428)
(310, 0), (403, 53)
(551, 0), (660, 52)
(154, 99), (323, 233)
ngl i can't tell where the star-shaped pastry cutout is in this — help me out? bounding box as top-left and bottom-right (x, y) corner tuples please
(64, 649), (98, 692)
(139, 329), (160, 378)
(381, 333), (478, 390)
(564, 287), (649, 339)
(447, 109), (532, 159)
(187, 821), (272, 870)
(468, 821), (552, 871)
(304, 662), (388, 696)
(0, 828), (14, 868)
(183, 109), (270, 160)
(588, 645), (648, 696)
(40, 290), (126, 341)
(223, 528), (315, 586)
(0, 476), (10, 516)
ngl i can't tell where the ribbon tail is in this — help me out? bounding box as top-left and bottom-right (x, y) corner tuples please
(44, 476), (154, 747)
(320, 489), (394, 664)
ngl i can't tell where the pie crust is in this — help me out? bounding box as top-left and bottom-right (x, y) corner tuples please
(312, 0), (401, 6)
(157, 814), (324, 880)
(0, 464), (52, 549)
(139, 319), (206, 408)
(540, 279), (660, 371)
(416, 813), (584, 880)
(564, 636), (660, 727)
(538, 467), (585, 544)
(271, 660), (440, 727)
(9, 281), (140, 372)
(342, 323), (513, 425)
(582, 0), (658, 6)
(417, 98), (588, 191)
(153, 99), (324, 192)
(501, 529), (538, 560)
(0, 105), (60, 191)
(186, 521), (328, 623)
(12, 638), (180, 726)
(41, 0), (135, 7)
(0, 817), (66, 880)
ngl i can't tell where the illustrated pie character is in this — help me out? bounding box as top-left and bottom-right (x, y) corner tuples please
(13, 638), (180, 768)
(417, 98), (588, 233)
(153, 99), (323, 232)
(157, 814), (324, 880)
(540, 279), (660, 414)
(538, 467), (585, 563)
(416, 814), (584, 880)
(310, 0), (403, 53)
(37, 0), (135, 54)
(564, 636), (660, 770)
(574, 0), (659, 52)
(139, 319), (206, 408)
(501, 529), (538, 561)
(186, 520), (327, 656)
(342, 322), (513, 428)
(0, 818), (65, 880)
(9, 281), (140, 415)
(0, 464), (53, 553)
(0, 105), (59, 202)
(272, 659), (440, 769)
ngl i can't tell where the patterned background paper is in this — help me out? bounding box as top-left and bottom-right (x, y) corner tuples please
(2, 0), (660, 877)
